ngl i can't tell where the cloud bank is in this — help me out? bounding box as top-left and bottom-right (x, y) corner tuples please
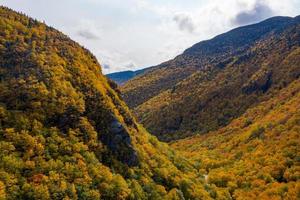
(1, 0), (299, 73)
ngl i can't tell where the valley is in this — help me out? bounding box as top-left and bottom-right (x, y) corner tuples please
(0, 5), (299, 200)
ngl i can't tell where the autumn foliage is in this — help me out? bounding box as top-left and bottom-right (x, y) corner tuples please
(0, 6), (210, 200)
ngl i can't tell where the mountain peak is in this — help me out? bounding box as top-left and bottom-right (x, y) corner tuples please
(183, 15), (295, 57)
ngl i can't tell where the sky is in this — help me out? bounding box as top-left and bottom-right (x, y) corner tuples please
(1, 0), (300, 74)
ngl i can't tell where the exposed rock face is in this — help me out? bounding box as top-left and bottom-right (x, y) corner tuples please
(100, 116), (139, 166)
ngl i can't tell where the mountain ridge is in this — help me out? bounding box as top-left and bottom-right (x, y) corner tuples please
(121, 15), (300, 141)
(108, 16), (298, 87)
(183, 16), (295, 56)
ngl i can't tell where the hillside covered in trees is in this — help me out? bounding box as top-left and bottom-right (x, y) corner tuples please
(0, 5), (299, 200)
(0, 7), (213, 199)
(172, 77), (300, 199)
(121, 15), (300, 141)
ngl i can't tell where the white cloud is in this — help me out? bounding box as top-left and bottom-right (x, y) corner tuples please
(1, 0), (299, 74)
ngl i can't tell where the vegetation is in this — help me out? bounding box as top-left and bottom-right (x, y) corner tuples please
(172, 79), (300, 199)
(0, 6), (211, 199)
(121, 15), (300, 141)
(1, 5), (299, 200)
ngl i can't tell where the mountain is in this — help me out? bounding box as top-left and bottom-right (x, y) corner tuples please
(171, 78), (300, 199)
(106, 69), (146, 85)
(121, 15), (300, 141)
(0, 7), (211, 199)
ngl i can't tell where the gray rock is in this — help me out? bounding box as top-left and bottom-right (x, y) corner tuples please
(100, 115), (139, 166)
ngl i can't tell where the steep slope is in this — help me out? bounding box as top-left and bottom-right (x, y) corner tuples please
(171, 78), (300, 199)
(122, 15), (300, 141)
(0, 7), (211, 200)
(106, 69), (146, 85)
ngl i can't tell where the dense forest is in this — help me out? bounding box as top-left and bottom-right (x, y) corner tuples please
(0, 6), (212, 199)
(0, 5), (299, 200)
(172, 78), (300, 199)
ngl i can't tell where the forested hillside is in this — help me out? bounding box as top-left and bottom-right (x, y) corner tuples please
(0, 7), (211, 199)
(0, 5), (299, 200)
(121, 16), (300, 141)
(172, 78), (300, 199)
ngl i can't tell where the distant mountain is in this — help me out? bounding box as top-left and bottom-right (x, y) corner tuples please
(121, 15), (300, 141)
(106, 69), (146, 85)
(0, 6), (210, 199)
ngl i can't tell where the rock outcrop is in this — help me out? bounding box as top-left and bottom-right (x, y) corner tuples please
(101, 115), (139, 166)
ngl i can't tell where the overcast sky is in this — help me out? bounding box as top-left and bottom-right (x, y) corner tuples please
(1, 0), (300, 74)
